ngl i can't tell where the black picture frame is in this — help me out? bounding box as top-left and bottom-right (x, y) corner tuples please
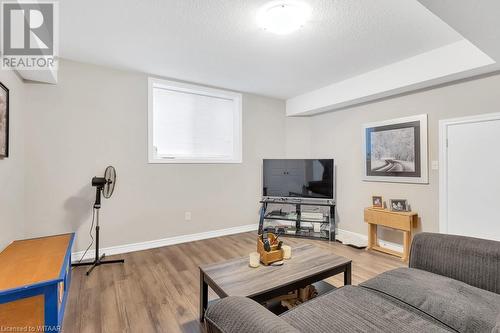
(0, 82), (9, 158)
(365, 121), (421, 178)
(389, 199), (409, 212)
(362, 114), (428, 184)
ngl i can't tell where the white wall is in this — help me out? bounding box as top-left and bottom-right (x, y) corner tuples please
(285, 116), (311, 159)
(23, 60), (287, 252)
(13, 60), (500, 252)
(304, 73), (500, 244)
(0, 70), (25, 250)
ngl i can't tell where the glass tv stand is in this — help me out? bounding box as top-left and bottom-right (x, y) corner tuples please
(258, 198), (336, 241)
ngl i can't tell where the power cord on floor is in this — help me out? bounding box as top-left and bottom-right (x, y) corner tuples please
(76, 206), (96, 264)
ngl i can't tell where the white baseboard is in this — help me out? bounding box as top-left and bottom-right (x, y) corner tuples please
(336, 228), (404, 253)
(336, 228), (369, 248)
(72, 224), (403, 262)
(72, 223), (259, 262)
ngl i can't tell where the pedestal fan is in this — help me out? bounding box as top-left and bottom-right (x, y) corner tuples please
(72, 166), (124, 275)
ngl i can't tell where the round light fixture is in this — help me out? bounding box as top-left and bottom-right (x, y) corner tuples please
(257, 0), (311, 35)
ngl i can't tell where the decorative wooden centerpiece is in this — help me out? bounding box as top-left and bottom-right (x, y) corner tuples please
(257, 233), (284, 266)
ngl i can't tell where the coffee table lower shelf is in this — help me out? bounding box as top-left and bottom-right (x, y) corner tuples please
(205, 280), (336, 316)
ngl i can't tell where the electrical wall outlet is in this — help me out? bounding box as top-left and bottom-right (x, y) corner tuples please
(431, 160), (439, 170)
(184, 212), (192, 221)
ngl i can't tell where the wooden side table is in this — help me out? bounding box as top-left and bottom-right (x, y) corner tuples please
(364, 208), (418, 261)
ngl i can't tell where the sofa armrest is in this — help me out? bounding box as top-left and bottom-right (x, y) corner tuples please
(409, 232), (500, 294)
(204, 297), (300, 333)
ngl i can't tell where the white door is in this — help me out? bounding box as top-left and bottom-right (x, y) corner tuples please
(440, 113), (500, 241)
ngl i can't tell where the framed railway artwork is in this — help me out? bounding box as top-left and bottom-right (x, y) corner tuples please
(363, 114), (428, 184)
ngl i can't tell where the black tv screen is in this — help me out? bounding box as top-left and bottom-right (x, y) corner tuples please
(263, 159), (334, 199)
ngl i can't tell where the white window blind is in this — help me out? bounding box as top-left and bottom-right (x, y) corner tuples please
(148, 78), (242, 163)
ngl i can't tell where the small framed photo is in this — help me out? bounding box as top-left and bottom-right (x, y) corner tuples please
(390, 199), (409, 212)
(372, 196), (384, 209)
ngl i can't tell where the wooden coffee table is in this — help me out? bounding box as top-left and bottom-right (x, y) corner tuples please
(199, 244), (352, 321)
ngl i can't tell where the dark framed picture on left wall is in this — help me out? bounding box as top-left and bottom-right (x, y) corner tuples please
(0, 82), (9, 158)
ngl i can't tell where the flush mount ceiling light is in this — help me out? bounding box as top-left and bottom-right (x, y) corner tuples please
(257, 0), (311, 35)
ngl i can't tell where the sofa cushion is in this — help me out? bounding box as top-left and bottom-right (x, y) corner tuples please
(360, 268), (500, 333)
(280, 285), (453, 333)
(494, 314), (500, 333)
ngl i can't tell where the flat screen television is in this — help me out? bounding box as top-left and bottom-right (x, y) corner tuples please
(262, 159), (334, 199)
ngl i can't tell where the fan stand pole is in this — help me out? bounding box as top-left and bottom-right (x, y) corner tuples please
(72, 186), (124, 276)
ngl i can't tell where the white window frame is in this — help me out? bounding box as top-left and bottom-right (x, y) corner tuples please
(148, 77), (243, 164)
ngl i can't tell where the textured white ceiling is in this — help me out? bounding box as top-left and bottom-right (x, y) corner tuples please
(59, 0), (463, 99)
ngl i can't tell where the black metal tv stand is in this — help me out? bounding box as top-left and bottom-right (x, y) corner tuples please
(258, 198), (336, 241)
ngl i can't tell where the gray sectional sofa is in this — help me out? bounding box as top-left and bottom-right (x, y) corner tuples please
(204, 233), (500, 333)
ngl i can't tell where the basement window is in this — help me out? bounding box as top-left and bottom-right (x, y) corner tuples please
(148, 78), (242, 164)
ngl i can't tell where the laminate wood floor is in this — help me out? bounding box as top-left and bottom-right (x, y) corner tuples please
(64, 232), (404, 333)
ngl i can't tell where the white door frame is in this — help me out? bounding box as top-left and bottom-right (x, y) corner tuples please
(439, 112), (500, 234)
